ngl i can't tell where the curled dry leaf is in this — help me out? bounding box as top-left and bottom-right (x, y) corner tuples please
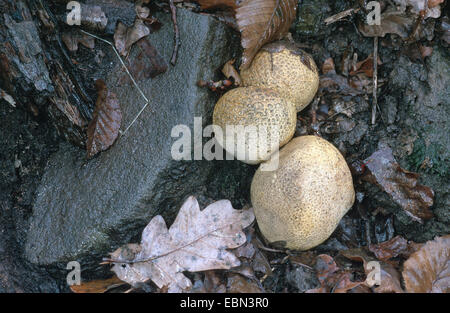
(369, 236), (409, 261)
(114, 20), (150, 56)
(226, 274), (265, 293)
(62, 30), (95, 52)
(108, 196), (255, 292)
(402, 235), (450, 293)
(70, 276), (124, 293)
(358, 11), (415, 38)
(222, 59), (242, 86)
(196, 0), (238, 10)
(86, 80), (122, 159)
(349, 55), (382, 78)
(341, 248), (404, 293)
(118, 38), (168, 85)
(236, 0), (297, 69)
(363, 147), (434, 223)
(306, 254), (363, 293)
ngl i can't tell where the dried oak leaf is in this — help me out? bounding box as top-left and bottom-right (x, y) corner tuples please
(363, 147), (434, 223)
(402, 235), (450, 293)
(109, 196), (255, 292)
(236, 0), (297, 69)
(70, 276), (124, 293)
(86, 80), (122, 159)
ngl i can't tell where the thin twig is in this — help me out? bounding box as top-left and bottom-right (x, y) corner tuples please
(79, 30), (151, 135)
(371, 36), (378, 125)
(324, 8), (359, 25)
(169, 0), (180, 66)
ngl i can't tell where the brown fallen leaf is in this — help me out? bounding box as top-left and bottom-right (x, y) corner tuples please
(341, 248), (404, 293)
(196, 0), (237, 10)
(86, 80), (122, 159)
(359, 11), (414, 38)
(114, 20), (150, 56)
(236, 0), (297, 69)
(62, 29), (95, 52)
(306, 254), (363, 293)
(369, 236), (409, 261)
(118, 38), (168, 85)
(226, 274), (265, 293)
(108, 196), (255, 292)
(363, 147), (434, 223)
(402, 235), (450, 293)
(349, 55), (382, 78)
(321, 57), (335, 75)
(70, 276), (125, 293)
(222, 59), (242, 86)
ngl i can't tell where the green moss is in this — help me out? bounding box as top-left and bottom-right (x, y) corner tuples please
(408, 138), (449, 177)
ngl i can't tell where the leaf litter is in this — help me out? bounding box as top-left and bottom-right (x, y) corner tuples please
(106, 196), (254, 292)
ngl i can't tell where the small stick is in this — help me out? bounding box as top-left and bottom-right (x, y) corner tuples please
(169, 0), (180, 66)
(79, 30), (151, 135)
(324, 8), (358, 25)
(371, 36), (378, 125)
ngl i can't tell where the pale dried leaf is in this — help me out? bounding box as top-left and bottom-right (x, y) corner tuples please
(222, 59), (242, 85)
(110, 196), (255, 292)
(403, 235), (450, 293)
(236, 0), (297, 69)
(114, 20), (150, 56)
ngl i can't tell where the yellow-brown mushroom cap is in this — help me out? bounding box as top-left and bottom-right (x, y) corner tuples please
(251, 135), (355, 250)
(213, 86), (296, 164)
(241, 41), (319, 113)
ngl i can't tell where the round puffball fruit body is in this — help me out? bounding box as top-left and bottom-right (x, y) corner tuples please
(251, 136), (355, 250)
(213, 86), (296, 164)
(241, 41), (319, 113)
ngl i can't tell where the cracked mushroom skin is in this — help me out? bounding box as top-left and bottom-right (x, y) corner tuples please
(213, 86), (296, 164)
(241, 41), (319, 113)
(251, 136), (355, 250)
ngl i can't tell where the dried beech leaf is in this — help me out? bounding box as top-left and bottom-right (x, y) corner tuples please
(62, 30), (95, 52)
(369, 236), (409, 261)
(306, 254), (363, 293)
(114, 20), (150, 56)
(86, 80), (122, 159)
(227, 274), (264, 293)
(222, 59), (242, 85)
(236, 0), (297, 69)
(402, 235), (450, 293)
(118, 38), (168, 85)
(196, 0), (237, 10)
(70, 276), (124, 293)
(109, 196), (255, 292)
(341, 248), (404, 293)
(358, 11), (414, 38)
(363, 147), (434, 222)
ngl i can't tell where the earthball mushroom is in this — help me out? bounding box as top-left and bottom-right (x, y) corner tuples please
(250, 135), (355, 250)
(241, 41), (319, 112)
(213, 86), (296, 164)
